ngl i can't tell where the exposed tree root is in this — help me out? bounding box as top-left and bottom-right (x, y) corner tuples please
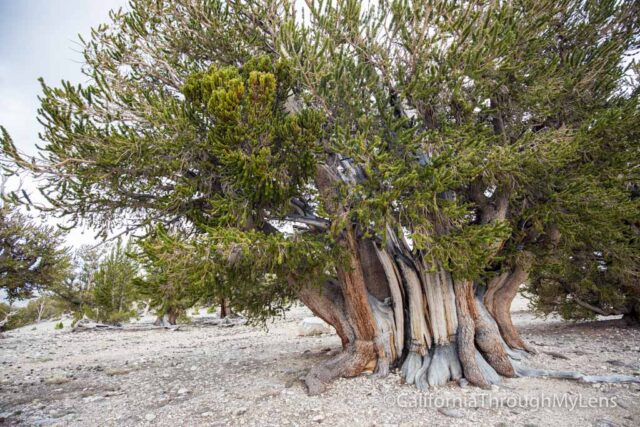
(304, 340), (377, 396)
(401, 350), (424, 385)
(454, 280), (491, 388)
(475, 350), (502, 385)
(421, 343), (463, 389)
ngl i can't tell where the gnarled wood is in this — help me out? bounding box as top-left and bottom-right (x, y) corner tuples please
(484, 272), (508, 316)
(471, 294), (515, 377)
(492, 264), (532, 352)
(297, 278), (354, 348)
(305, 339), (377, 395)
(374, 240), (405, 358)
(397, 259), (431, 350)
(454, 280), (490, 388)
(418, 261), (458, 345)
(368, 293), (396, 376)
(358, 238), (391, 302)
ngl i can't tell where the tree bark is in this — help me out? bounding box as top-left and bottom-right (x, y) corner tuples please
(220, 297), (229, 319)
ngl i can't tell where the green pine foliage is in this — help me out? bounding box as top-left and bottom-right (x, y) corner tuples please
(52, 245), (103, 311)
(0, 204), (71, 302)
(87, 240), (139, 324)
(526, 102), (640, 319)
(134, 225), (338, 324)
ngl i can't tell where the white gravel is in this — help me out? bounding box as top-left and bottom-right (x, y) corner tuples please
(0, 301), (639, 426)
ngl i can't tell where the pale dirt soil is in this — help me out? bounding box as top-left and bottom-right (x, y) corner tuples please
(1, 299), (639, 427)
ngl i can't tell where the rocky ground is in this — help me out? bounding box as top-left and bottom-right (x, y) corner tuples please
(1, 300), (639, 427)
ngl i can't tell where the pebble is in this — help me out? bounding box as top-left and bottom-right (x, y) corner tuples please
(145, 413), (156, 421)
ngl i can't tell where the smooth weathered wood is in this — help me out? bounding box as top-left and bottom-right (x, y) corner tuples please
(374, 243), (405, 358)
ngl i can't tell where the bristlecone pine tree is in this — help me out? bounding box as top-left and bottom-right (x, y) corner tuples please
(90, 239), (139, 323)
(0, 204), (70, 304)
(133, 229), (221, 326)
(1, 0), (639, 394)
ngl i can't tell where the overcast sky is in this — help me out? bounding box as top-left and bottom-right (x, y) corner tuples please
(0, 0), (128, 248)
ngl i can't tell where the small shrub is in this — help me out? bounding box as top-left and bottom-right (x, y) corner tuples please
(55, 322), (64, 330)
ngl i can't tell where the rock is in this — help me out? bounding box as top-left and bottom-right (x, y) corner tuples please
(312, 414), (325, 423)
(201, 412), (213, 417)
(595, 419), (619, 427)
(458, 378), (469, 388)
(44, 375), (70, 385)
(177, 388), (189, 395)
(606, 360), (632, 368)
(234, 407), (247, 416)
(32, 417), (59, 425)
(616, 398), (631, 409)
(145, 413), (156, 421)
(438, 408), (464, 418)
(105, 368), (130, 376)
(220, 318), (236, 328)
(298, 317), (331, 336)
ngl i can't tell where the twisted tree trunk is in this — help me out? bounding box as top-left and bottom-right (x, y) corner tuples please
(298, 224), (521, 394)
(296, 162), (640, 395)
